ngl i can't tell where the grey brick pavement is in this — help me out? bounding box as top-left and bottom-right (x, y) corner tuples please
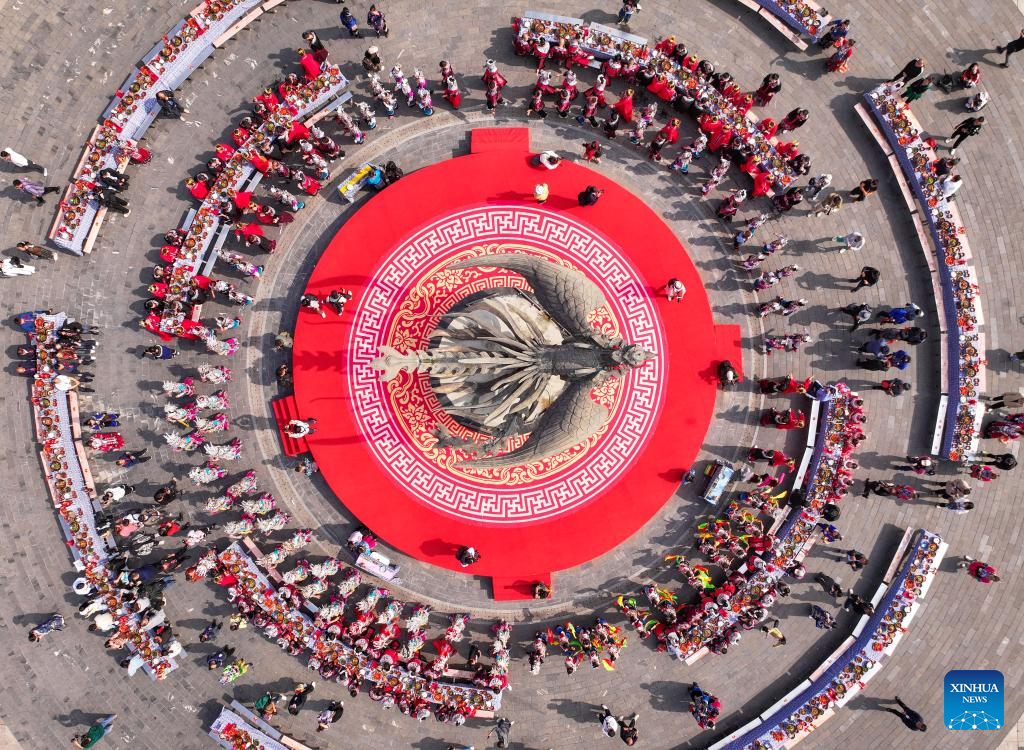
(0, 1), (1023, 749)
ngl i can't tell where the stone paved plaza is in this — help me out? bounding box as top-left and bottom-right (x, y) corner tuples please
(0, 0), (1023, 748)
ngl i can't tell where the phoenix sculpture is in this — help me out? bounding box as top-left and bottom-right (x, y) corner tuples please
(371, 253), (655, 468)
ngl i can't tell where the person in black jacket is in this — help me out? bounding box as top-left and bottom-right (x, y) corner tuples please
(945, 116), (985, 155)
(95, 186), (130, 214)
(996, 29), (1024, 67)
(577, 185), (604, 206)
(155, 89), (186, 118)
(889, 57), (924, 84)
(882, 697), (927, 732)
(851, 265), (880, 291)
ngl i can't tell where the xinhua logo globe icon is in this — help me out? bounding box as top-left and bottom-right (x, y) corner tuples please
(947, 710), (1001, 731)
(944, 670), (1004, 731)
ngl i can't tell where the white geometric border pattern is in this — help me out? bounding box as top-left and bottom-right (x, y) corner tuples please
(347, 205), (666, 523)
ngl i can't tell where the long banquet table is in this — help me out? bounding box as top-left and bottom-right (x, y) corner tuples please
(858, 84), (986, 461)
(49, 0), (290, 256)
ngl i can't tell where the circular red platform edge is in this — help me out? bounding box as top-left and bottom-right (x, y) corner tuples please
(293, 135), (719, 578)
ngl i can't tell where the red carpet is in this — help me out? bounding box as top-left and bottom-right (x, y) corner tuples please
(293, 128), (726, 592)
(271, 395), (309, 457)
(715, 324), (745, 382)
(491, 574), (552, 601)
(470, 127), (531, 153)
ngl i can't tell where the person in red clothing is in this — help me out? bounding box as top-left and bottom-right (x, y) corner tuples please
(247, 150), (272, 174)
(778, 107), (808, 133)
(969, 464), (998, 482)
(295, 170), (322, 195)
(482, 59), (508, 90)
(748, 447), (795, 471)
(753, 73), (782, 106)
(286, 119), (312, 147)
(775, 140), (799, 159)
(611, 88), (634, 123)
(583, 74), (608, 106)
(533, 36), (551, 70)
(185, 175), (209, 201)
(647, 118), (680, 161)
(443, 76), (461, 109)
(958, 557), (1000, 583)
(228, 189), (254, 213)
(655, 36), (676, 55)
(757, 117), (778, 140)
(760, 408), (806, 429)
(256, 204), (294, 225)
(255, 87), (279, 111)
(720, 79), (742, 101)
(234, 222), (277, 253)
(602, 54), (623, 80)
(826, 39), (856, 73)
(142, 315), (172, 341)
(751, 169), (773, 198)
(562, 38), (591, 70)
(658, 118), (680, 145)
(158, 517), (184, 536)
(231, 125), (252, 147)
(647, 74), (675, 101)
(298, 48), (322, 80)
(147, 282), (169, 299)
(958, 62), (981, 88)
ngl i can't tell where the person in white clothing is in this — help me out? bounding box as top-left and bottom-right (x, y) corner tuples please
(1, 148), (46, 176)
(939, 174), (963, 199)
(834, 232), (864, 253)
(0, 257), (36, 277)
(666, 278), (686, 302)
(88, 611), (116, 632)
(597, 705), (620, 737)
(286, 418), (317, 438)
(965, 90), (989, 112)
(533, 150), (561, 169)
(100, 484), (134, 507)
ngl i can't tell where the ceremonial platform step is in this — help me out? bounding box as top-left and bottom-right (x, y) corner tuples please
(272, 395), (310, 457)
(715, 324), (745, 382)
(470, 127), (531, 153)
(491, 574), (553, 601)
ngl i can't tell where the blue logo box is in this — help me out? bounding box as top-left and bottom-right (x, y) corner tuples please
(945, 670), (1003, 730)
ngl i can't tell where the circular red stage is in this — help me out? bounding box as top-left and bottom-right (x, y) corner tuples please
(293, 128), (729, 595)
